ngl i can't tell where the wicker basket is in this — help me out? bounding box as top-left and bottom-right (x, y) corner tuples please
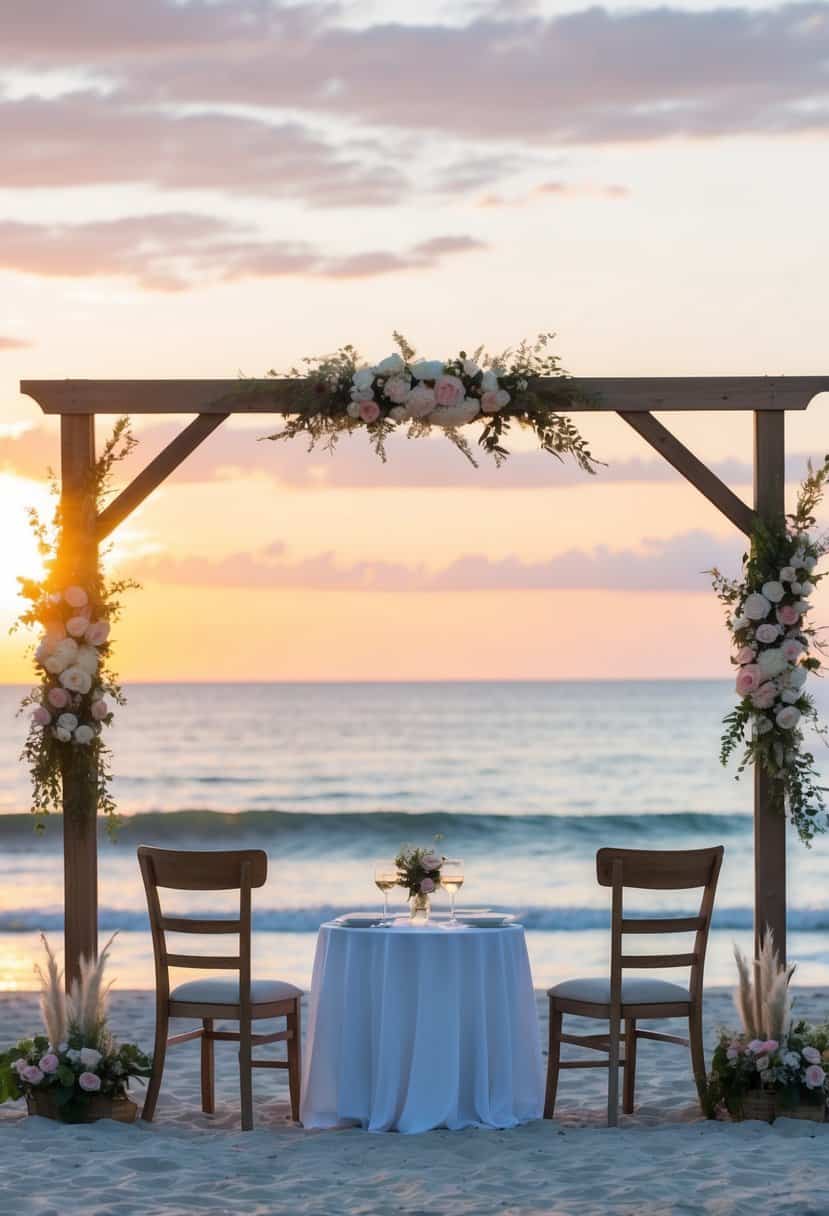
(775, 1098), (826, 1123)
(737, 1091), (777, 1123)
(26, 1090), (138, 1124)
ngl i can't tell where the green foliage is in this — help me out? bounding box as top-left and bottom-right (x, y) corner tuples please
(260, 333), (602, 473)
(711, 456), (829, 845)
(13, 419), (139, 836)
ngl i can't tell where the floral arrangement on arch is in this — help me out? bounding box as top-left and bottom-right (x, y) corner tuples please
(15, 419), (138, 832)
(706, 936), (829, 1120)
(711, 456), (829, 844)
(395, 844), (445, 900)
(264, 332), (601, 472)
(0, 935), (151, 1121)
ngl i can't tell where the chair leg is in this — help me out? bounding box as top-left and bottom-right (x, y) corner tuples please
(201, 1018), (215, 1115)
(142, 1006), (168, 1122)
(623, 1018), (637, 1114)
(607, 1008), (621, 1127)
(543, 1002), (563, 1119)
(287, 1000), (301, 1123)
(689, 1005), (707, 1108)
(239, 1015), (253, 1131)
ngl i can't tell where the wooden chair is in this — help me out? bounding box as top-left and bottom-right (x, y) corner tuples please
(138, 846), (302, 1130)
(543, 845), (723, 1126)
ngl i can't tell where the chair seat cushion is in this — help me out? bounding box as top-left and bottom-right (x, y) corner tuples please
(170, 978), (302, 1006)
(548, 976), (690, 1005)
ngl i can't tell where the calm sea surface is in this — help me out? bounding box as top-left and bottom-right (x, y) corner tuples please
(0, 680), (827, 989)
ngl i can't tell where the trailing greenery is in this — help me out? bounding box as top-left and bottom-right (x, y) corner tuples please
(13, 418), (138, 835)
(261, 332), (602, 472)
(710, 456), (829, 844)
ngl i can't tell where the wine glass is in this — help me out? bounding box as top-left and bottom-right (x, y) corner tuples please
(441, 859), (464, 924)
(374, 862), (398, 922)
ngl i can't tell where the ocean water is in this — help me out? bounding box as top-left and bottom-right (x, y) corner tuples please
(0, 680), (828, 991)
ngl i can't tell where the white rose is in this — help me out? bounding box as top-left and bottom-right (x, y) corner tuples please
(744, 594), (772, 621)
(779, 567), (796, 582)
(346, 401), (362, 419)
(388, 406), (409, 423)
(79, 1046), (101, 1069)
(350, 386), (374, 402)
(56, 713), (79, 732)
(383, 376), (411, 405)
(462, 359), (481, 377)
(34, 639), (51, 664)
(780, 689), (800, 704)
(775, 705), (801, 730)
(755, 1055), (770, 1073)
(791, 582), (802, 594)
(75, 646), (100, 676)
(74, 725), (95, 745)
(481, 369), (499, 391)
(59, 666), (93, 695)
(409, 359), (444, 381)
(352, 367), (373, 390)
(406, 384), (436, 419)
(757, 648), (787, 678)
(731, 615), (749, 632)
(792, 550), (806, 568)
(53, 727), (71, 743)
(428, 400), (480, 428)
(787, 666), (808, 689)
(44, 638), (80, 675)
(494, 389), (511, 409)
(373, 354), (405, 377)
(757, 717), (774, 734)
(761, 581), (785, 604)
(804, 555), (818, 572)
(800, 581), (815, 597)
(783, 1051), (801, 1069)
(66, 1049), (81, 1062)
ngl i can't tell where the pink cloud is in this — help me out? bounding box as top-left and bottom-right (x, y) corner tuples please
(0, 215), (486, 291)
(0, 336), (31, 351)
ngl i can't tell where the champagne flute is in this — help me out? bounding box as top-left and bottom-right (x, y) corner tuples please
(374, 862), (398, 922)
(441, 859), (464, 924)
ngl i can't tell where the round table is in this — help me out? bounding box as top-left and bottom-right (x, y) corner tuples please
(300, 920), (544, 1133)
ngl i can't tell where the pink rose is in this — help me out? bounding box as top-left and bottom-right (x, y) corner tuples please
(480, 390), (503, 414)
(747, 1039), (765, 1054)
(802, 1045), (822, 1065)
(421, 854), (442, 872)
(756, 623), (781, 644)
(47, 687), (70, 709)
(735, 646), (756, 665)
(66, 616), (90, 638)
(21, 1065), (44, 1085)
(32, 706), (51, 726)
(777, 604), (800, 627)
(359, 401), (381, 424)
(804, 1064), (826, 1090)
(78, 1071), (101, 1092)
(406, 384), (436, 419)
(736, 665), (762, 696)
(39, 1054), (59, 1074)
(751, 683), (777, 710)
(761, 1040), (778, 1055)
(84, 621), (110, 647)
(420, 877), (435, 894)
(90, 699), (109, 721)
(434, 375), (465, 407)
(64, 586), (88, 609)
(780, 639), (805, 662)
(13, 1058), (29, 1075)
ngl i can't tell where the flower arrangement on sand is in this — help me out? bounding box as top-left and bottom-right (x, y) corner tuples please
(263, 332), (601, 471)
(706, 934), (829, 1121)
(15, 419), (138, 832)
(394, 845), (445, 900)
(710, 456), (829, 843)
(0, 935), (151, 1122)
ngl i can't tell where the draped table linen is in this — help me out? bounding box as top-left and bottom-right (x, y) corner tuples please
(300, 921), (544, 1133)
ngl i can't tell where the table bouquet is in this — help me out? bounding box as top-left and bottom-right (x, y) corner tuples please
(706, 934), (828, 1122)
(395, 845), (445, 921)
(0, 935), (151, 1123)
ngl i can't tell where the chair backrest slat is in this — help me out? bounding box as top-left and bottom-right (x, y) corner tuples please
(138, 846), (267, 1001)
(598, 846), (724, 1007)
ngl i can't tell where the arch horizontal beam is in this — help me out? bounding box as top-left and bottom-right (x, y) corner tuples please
(20, 375), (829, 416)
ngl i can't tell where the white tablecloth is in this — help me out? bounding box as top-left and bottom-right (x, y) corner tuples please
(300, 921), (544, 1133)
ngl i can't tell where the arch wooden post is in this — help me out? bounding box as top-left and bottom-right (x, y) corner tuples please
(58, 415), (99, 988)
(753, 410), (786, 962)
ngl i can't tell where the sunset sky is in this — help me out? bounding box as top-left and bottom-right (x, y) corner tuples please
(0, 0), (827, 682)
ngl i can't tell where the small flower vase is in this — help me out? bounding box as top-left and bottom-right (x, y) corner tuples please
(409, 892), (431, 924)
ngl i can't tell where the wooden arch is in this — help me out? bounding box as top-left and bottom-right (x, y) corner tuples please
(20, 375), (829, 984)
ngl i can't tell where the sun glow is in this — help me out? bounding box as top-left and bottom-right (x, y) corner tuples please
(0, 473), (49, 626)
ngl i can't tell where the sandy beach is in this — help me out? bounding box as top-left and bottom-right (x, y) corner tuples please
(1, 986), (827, 1215)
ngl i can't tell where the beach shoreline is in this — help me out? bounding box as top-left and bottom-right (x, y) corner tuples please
(1, 987), (827, 1215)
